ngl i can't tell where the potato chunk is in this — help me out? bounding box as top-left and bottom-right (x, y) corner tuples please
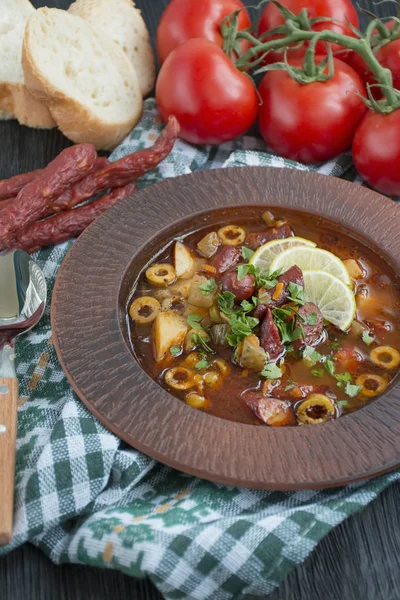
(174, 242), (195, 279)
(188, 274), (216, 308)
(153, 310), (188, 362)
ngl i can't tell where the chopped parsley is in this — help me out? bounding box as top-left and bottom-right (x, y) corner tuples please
(241, 246), (254, 260)
(334, 371), (361, 398)
(269, 268), (284, 279)
(335, 372), (352, 384)
(191, 333), (214, 354)
(226, 314), (259, 347)
(240, 298), (258, 313)
(330, 341), (341, 350)
(217, 292), (259, 346)
(237, 264), (254, 281)
(362, 330), (374, 346)
(236, 262), (281, 289)
(261, 363), (283, 380)
(284, 380), (296, 391)
(187, 313), (203, 329)
(344, 383), (361, 398)
(170, 345), (181, 357)
(287, 282), (305, 306)
(217, 292), (236, 315)
(306, 312), (318, 325)
(303, 346), (323, 365)
(198, 277), (216, 296)
(337, 400), (349, 407)
(195, 357), (210, 370)
(324, 357), (336, 376)
(311, 368), (324, 377)
(272, 307), (303, 345)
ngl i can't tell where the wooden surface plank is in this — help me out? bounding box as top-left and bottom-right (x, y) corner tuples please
(1, 0), (399, 598)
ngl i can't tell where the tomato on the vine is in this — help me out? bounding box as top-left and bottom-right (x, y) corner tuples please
(258, 0), (359, 64)
(353, 109), (400, 196)
(156, 39), (259, 145)
(157, 0), (251, 64)
(346, 51), (381, 98)
(346, 21), (400, 96)
(258, 56), (367, 163)
(376, 37), (400, 91)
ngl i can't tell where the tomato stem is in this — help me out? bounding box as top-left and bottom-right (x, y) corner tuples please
(235, 14), (399, 109)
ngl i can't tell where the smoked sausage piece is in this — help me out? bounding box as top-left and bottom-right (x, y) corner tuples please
(0, 144), (98, 248)
(13, 183), (137, 253)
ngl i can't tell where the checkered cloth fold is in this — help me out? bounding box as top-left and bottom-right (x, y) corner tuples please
(1, 99), (399, 600)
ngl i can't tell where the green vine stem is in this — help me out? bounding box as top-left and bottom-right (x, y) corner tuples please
(234, 12), (399, 109)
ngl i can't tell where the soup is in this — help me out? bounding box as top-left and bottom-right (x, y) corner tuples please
(128, 209), (400, 426)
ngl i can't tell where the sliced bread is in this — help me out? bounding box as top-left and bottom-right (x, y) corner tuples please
(22, 8), (143, 150)
(68, 0), (155, 97)
(0, 0), (55, 128)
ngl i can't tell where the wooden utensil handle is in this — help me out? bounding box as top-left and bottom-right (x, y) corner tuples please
(0, 377), (18, 546)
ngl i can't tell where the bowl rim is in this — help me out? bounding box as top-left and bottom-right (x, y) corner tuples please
(51, 166), (400, 490)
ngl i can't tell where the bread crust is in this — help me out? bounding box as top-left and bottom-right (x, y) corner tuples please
(22, 8), (143, 149)
(68, 0), (155, 97)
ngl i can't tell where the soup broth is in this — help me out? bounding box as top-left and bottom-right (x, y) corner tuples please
(128, 209), (400, 426)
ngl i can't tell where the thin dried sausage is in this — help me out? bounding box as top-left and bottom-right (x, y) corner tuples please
(13, 183), (137, 253)
(294, 302), (324, 350)
(221, 271), (255, 302)
(245, 223), (293, 250)
(260, 307), (285, 360)
(209, 245), (241, 276)
(0, 144), (98, 249)
(54, 116), (180, 210)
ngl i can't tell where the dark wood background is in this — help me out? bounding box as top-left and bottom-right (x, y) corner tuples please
(1, 1), (399, 599)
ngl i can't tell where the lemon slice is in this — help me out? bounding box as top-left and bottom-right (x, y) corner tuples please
(303, 271), (356, 331)
(249, 237), (316, 273)
(270, 247), (351, 286)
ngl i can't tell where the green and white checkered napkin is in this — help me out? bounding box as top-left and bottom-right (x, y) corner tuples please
(1, 98), (399, 599)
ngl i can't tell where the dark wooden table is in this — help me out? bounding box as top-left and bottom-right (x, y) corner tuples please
(1, 1), (399, 599)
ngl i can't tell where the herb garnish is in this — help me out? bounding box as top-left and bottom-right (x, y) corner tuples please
(241, 246), (255, 260)
(195, 356), (210, 370)
(272, 307), (303, 345)
(337, 400), (349, 407)
(334, 372), (361, 397)
(236, 263), (282, 289)
(324, 357), (336, 376)
(261, 363), (283, 380)
(362, 330), (374, 346)
(198, 278), (216, 296)
(226, 314), (259, 347)
(287, 282), (305, 306)
(186, 314), (203, 329)
(284, 380), (296, 391)
(306, 312), (318, 325)
(217, 293), (259, 347)
(303, 346), (323, 365)
(191, 333), (214, 354)
(217, 292), (235, 315)
(311, 368), (324, 377)
(170, 345), (181, 357)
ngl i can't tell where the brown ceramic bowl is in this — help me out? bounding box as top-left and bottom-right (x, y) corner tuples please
(51, 167), (400, 490)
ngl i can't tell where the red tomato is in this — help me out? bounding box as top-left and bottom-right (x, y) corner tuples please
(157, 0), (251, 64)
(346, 21), (400, 97)
(376, 38), (400, 90)
(333, 347), (361, 372)
(156, 39), (259, 145)
(346, 51), (379, 97)
(258, 0), (359, 64)
(352, 109), (400, 196)
(258, 57), (367, 163)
